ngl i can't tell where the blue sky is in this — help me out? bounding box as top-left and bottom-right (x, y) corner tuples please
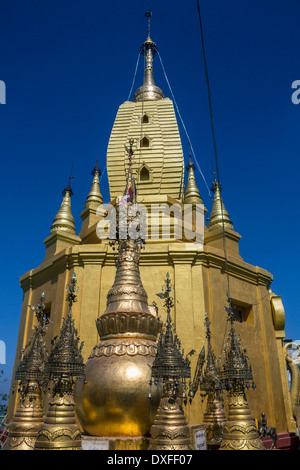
(0, 0), (300, 392)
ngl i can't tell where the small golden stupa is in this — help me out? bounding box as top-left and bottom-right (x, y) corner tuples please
(219, 300), (265, 450)
(149, 273), (194, 450)
(34, 274), (85, 450)
(189, 313), (227, 449)
(3, 294), (48, 450)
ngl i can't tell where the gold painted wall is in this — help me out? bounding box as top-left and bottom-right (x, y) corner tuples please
(8, 231), (295, 435)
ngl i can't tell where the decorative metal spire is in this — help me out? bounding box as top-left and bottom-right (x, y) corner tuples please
(189, 313), (226, 449)
(149, 273), (194, 450)
(15, 294), (49, 385)
(3, 294), (49, 450)
(96, 137), (161, 337)
(124, 138), (135, 198)
(209, 174), (233, 231)
(146, 9), (151, 38)
(50, 176), (76, 234)
(219, 299), (265, 450)
(74, 141), (163, 439)
(152, 273), (194, 384)
(220, 300), (255, 391)
(196, 314), (223, 399)
(134, 12), (164, 102)
(44, 273), (84, 385)
(35, 273), (85, 450)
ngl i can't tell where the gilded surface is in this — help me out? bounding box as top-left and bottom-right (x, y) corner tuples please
(149, 394), (192, 450)
(284, 342), (300, 427)
(34, 393), (83, 450)
(3, 382), (44, 451)
(219, 391), (265, 451)
(7, 23), (296, 442)
(75, 228), (163, 437)
(203, 394), (226, 448)
(74, 344), (161, 437)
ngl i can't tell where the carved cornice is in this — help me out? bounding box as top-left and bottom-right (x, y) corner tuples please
(19, 242), (273, 293)
(90, 338), (158, 359)
(96, 312), (163, 341)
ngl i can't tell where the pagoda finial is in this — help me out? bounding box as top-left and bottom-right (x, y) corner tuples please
(149, 273), (194, 450)
(146, 10), (152, 39)
(3, 294), (49, 450)
(209, 173), (233, 231)
(84, 160), (103, 209)
(35, 273), (85, 450)
(218, 298), (265, 450)
(62, 175), (74, 197)
(50, 177), (76, 234)
(134, 12), (164, 102)
(184, 144), (203, 205)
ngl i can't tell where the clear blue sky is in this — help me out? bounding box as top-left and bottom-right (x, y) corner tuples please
(0, 0), (300, 392)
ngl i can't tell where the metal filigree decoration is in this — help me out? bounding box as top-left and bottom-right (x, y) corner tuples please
(15, 293), (49, 386)
(149, 273), (194, 450)
(44, 273), (84, 393)
(220, 301), (255, 391)
(189, 313), (226, 449)
(109, 138), (146, 253)
(34, 273), (85, 450)
(3, 293), (49, 450)
(218, 299), (265, 451)
(151, 273), (194, 390)
(189, 314), (223, 400)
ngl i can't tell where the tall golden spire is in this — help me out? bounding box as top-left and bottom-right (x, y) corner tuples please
(50, 177), (76, 234)
(84, 161), (103, 209)
(184, 152), (203, 205)
(134, 11), (164, 102)
(75, 139), (163, 442)
(209, 176), (233, 231)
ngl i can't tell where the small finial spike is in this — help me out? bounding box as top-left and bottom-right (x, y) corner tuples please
(145, 10), (152, 38)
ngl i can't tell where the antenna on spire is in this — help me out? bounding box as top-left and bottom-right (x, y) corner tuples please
(145, 10), (152, 38)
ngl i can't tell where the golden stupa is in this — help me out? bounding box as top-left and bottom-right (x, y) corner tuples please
(6, 12), (300, 451)
(74, 142), (163, 439)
